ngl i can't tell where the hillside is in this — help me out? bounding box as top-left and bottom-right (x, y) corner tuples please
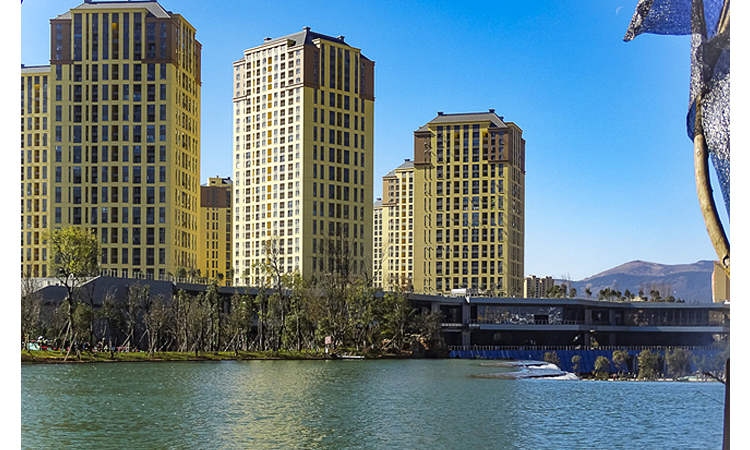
(568, 260), (715, 303)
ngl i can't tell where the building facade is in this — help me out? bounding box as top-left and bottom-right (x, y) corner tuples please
(21, 0), (201, 279)
(231, 28), (374, 286)
(372, 198), (383, 288)
(197, 177), (232, 281)
(524, 275), (555, 298)
(21, 65), (52, 278)
(411, 111), (525, 296)
(374, 160), (415, 291)
(431, 296), (729, 349)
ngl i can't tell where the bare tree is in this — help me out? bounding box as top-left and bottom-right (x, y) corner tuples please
(144, 294), (170, 355)
(97, 289), (123, 350)
(171, 290), (192, 352)
(260, 236), (291, 351)
(281, 273), (316, 351)
(316, 228), (355, 347)
(123, 283), (150, 351)
(21, 274), (43, 352)
(203, 280), (224, 351)
(225, 290), (255, 354)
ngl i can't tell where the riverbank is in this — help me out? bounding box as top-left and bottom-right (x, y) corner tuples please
(20, 348), (417, 364)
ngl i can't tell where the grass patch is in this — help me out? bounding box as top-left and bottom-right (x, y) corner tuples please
(20, 347), (424, 364)
(21, 349), (334, 364)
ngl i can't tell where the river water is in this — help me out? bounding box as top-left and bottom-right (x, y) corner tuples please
(22, 359), (725, 449)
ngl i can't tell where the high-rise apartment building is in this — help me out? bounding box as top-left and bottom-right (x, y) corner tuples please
(197, 177), (232, 281)
(373, 159), (415, 291)
(21, 0), (201, 279)
(409, 110), (525, 296)
(21, 65), (52, 277)
(232, 28), (374, 286)
(524, 275), (555, 298)
(372, 198), (384, 288)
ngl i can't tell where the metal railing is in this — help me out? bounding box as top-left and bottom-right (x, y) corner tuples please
(448, 345), (725, 352)
(95, 269), (232, 286)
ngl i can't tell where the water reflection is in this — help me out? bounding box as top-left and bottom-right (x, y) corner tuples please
(22, 359), (724, 449)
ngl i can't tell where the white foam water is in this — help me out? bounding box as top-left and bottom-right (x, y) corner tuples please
(476, 360), (579, 380)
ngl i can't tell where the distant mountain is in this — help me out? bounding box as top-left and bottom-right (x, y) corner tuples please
(567, 260), (715, 303)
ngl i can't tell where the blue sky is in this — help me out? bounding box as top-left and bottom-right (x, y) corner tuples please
(19, 0), (733, 281)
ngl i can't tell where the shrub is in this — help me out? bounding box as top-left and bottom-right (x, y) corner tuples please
(594, 356), (610, 380)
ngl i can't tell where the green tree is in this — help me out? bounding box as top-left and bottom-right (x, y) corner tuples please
(665, 348), (692, 379)
(44, 227), (100, 355)
(612, 350), (631, 376)
(638, 349), (659, 380)
(345, 278), (378, 350)
(594, 356), (610, 380)
(691, 351), (727, 381)
(378, 291), (414, 351)
(546, 284), (567, 299)
(598, 287), (623, 301)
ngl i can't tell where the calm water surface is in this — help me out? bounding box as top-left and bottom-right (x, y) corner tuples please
(22, 359), (725, 449)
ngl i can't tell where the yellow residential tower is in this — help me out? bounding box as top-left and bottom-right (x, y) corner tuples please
(374, 159), (415, 291)
(21, 0), (201, 279)
(406, 110), (526, 296)
(197, 177), (232, 282)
